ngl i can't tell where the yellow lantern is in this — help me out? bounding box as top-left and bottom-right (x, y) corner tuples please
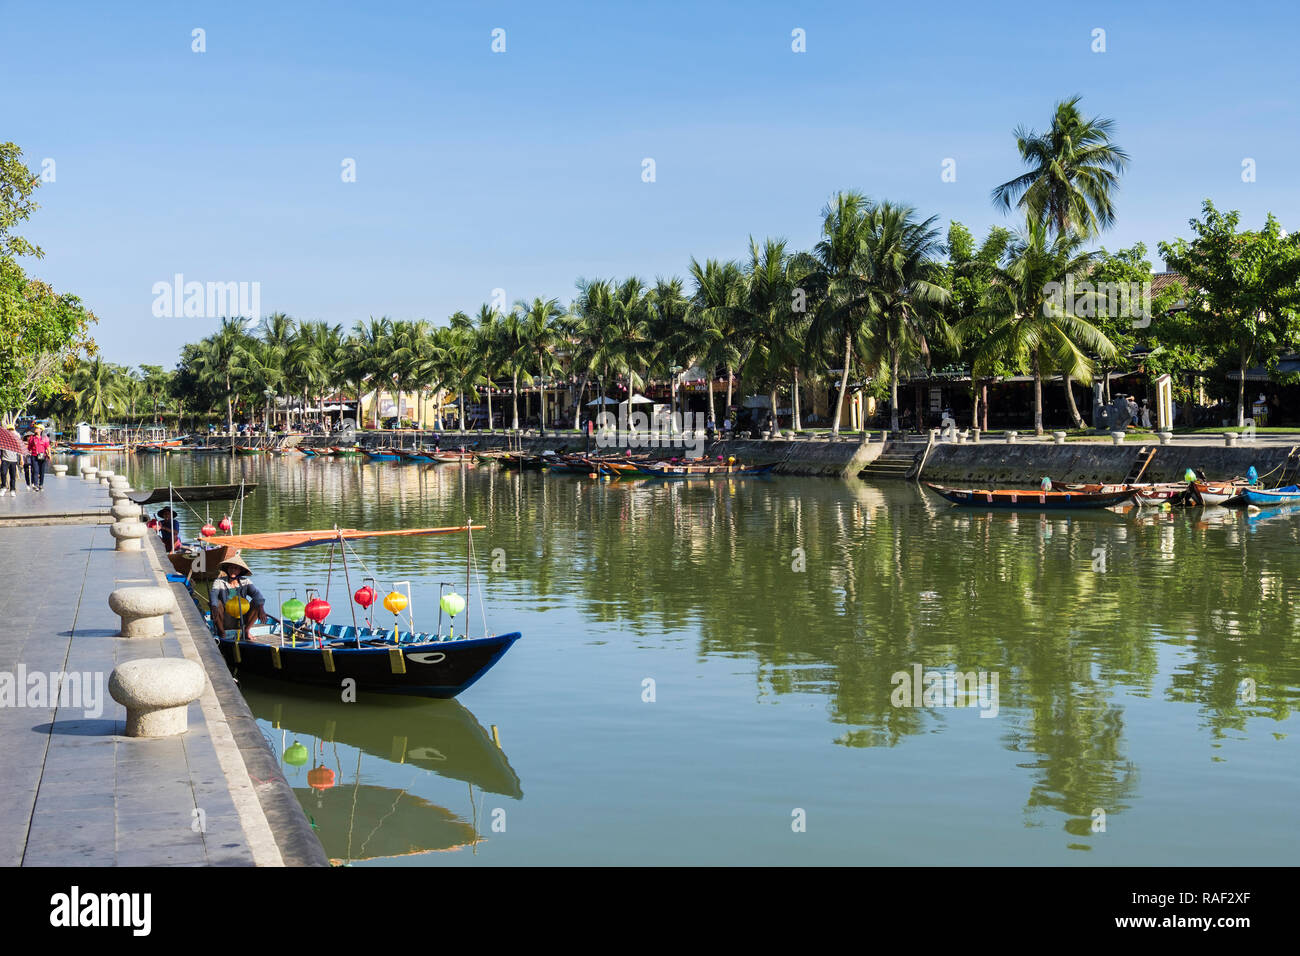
(383, 591), (408, 614)
(225, 595), (251, 617)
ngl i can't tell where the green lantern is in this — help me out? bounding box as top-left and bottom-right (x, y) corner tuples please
(281, 598), (306, 622)
(284, 740), (309, 766)
(1184, 468), (1196, 482)
(440, 592), (466, 617)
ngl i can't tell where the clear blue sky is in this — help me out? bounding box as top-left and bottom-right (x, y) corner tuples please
(3, 0), (1297, 366)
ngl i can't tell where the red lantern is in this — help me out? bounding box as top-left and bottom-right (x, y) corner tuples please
(307, 765), (336, 792)
(218, 515), (233, 531)
(353, 586), (376, 608)
(304, 598), (331, 623)
(201, 523), (217, 537)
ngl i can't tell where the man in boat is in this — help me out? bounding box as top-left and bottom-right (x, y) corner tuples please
(209, 553), (267, 634)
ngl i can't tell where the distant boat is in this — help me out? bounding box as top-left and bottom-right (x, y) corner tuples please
(926, 483), (1136, 510)
(64, 442), (126, 454)
(633, 460), (776, 479)
(127, 482), (257, 505)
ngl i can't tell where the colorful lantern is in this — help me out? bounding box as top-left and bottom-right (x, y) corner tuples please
(281, 598), (306, 622)
(1040, 476), (1052, 492)
(304, 597), (331, 623)
(284, 741), (309, 766)
(218, 515), (233, 531)
(201, 523), (217, 537)
(1184, 468), (1197, 482)
(440, 592), (466, 617)
(224, 596), (251, 617)
(383, 591), (408, 614)
(353, 585), (376, 608)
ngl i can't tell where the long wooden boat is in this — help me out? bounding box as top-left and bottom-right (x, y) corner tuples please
(64, 442), (126, 453)
(330, 446), (364, 457)
(926, 482), (1136, 510)
(365, 448), (402, 461)
(127, 482), (258, 505)
(431, 449), (477, 462)
(1236, 485), (1300, 507)
(234, 446), (264, 456)
(1061, 481), (1192, 504)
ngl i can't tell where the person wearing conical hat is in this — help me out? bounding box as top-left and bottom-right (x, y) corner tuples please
(210, 551), (267, 634)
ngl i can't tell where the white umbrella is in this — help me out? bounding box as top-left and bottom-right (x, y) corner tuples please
(586, 397), (618, 406)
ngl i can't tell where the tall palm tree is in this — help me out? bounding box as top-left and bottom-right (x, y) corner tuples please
(857, 203), (953, 433)
(516, 297), (565, 431)
(648, 278), (693, 423)
(804, 191), (874, 435)
(346, 317), (392, 428)
(991, 96), (1129, 240)
(975, 222), (1117, 433)
(69, 357), (123, 423)
(688, 259), (744, 426)
(196, 318), (252, 435)
(474, 305), (503, 431)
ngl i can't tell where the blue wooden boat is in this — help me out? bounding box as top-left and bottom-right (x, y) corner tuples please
(210, 617), (520, 698)
(190, 522), (520, 698)
(1237, 485), (1300, 507)
(365, 452), (401, 461)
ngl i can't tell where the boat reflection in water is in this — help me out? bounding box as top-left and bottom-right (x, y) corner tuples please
(240, 676), (522, 863)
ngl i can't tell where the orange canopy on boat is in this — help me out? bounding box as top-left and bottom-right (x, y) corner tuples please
(200, 526), (485, 550)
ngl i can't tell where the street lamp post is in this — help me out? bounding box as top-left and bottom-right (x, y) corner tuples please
(264, 388), (275, 435)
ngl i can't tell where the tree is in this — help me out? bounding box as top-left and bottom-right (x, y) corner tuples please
(1158, 201), (1300, 427)
(516, 297), (565, 430)
(992, 96), (1129, 239)
(946, 222), (1012, 429)
(976, 222), (1117, 433)
(0, 142), (43, 260)
(687, 259), (744, 425)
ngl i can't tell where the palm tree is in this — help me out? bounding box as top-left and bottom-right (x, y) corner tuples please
(992, 96), (1129, 240)
(857, 203), (953, 433)
(688, 259), (744, 426)
(804, 191), (874, 435)
(195, 318), (252, 435)
(975, 222), (1117, 433)
(69, 357), (123, 423)
(516, 297), (566, 431)
(474, 305), (503, 431)
(347, 318), (392, 428)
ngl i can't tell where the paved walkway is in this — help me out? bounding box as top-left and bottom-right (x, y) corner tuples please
(0, 471), (318, 866)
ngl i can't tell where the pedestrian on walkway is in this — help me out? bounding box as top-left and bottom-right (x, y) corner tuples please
(0, 426), (23, 496)
(25, 424), (50, 491)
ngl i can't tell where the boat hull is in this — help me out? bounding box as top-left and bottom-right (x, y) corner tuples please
(1238, 486), (1300, 507)
(215, 628), (521, 698)
(927, 483), (1136, 510)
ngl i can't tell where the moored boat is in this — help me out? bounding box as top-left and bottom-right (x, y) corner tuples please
(1235, 485), (1300, 507)
(926, 482), (1137, 510)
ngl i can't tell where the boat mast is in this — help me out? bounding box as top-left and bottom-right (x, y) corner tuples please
(465, 518), (472, 639)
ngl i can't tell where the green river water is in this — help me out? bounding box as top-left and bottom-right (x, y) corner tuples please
(129, 453), (1299, 865)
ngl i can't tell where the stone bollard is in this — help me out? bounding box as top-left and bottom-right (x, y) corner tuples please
(82, 467), (99, 481)
(53, 464), (68, 478)
(1052, 431), (1067, 445)
(972, 428), (980, 444)
(1158, 432), (1174, 445)
(1109, 431), (1126, 445)
(109, 476), (130, 490)
(98, 470), (115, 486)
(1006, 431), (1018, 444)
(108, 659), (206, 738)
(108, 586), (175, 638)
(109, 521), (147, 552)
(1224, 432), (1238, 447)
(110, 501), (143, 523)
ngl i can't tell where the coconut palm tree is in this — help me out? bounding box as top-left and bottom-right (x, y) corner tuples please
(516, 297), (566, 431)
(195, 318), (252, 435)
(857, 203), (953, 433)
(69, 357), (124, 424)
(474, 305), (504, 431)
(346, 318), (392, 428)
(975, 222), (1117, 433)
(992, 96), (1129, 240)
(804, 191), (875, 436)
(688, 259), (744, 426)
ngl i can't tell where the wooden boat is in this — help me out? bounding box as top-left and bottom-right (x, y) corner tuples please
(394, 449), (435, 463)
(926, 482), (1136, 510)
(1189, 479), (1249, 506)
(1236, 485), (1300, 507)
(65, 442), (126, 453)
(128, 482), (258, 505)
(365, 448), (402, 461)
(431, 449), (476, 462)
(234, 446), (264, 456)
(330, 446), (364, 457)
(496, 453), (544, 470)
(1061, 481), (1192, 504)
(212, 621), (520, 698)
(191, 523), (518, 698)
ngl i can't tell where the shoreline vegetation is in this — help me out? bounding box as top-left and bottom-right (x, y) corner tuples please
(7, 98), (1300, 441)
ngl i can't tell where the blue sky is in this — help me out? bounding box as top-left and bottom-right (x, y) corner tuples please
(3, 0), (1297, 366)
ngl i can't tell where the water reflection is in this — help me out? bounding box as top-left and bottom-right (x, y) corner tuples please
(241, 678), (521, 862)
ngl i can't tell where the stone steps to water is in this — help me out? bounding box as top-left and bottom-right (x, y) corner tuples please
(860, 453), (918, 480)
